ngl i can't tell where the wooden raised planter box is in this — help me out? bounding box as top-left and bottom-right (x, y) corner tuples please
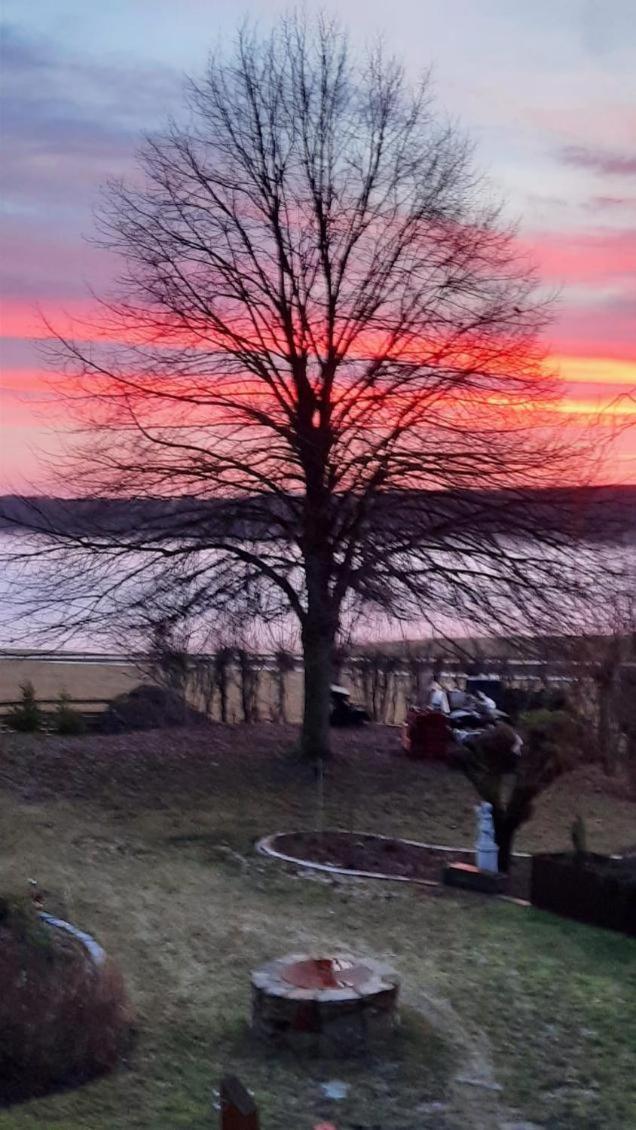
(530, 852), (636, 936)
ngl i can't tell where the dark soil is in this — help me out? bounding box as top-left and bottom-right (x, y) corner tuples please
(274, 830), (532, 900)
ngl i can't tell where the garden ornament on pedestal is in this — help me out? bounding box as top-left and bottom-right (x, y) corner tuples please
(475, 802), (499, 873)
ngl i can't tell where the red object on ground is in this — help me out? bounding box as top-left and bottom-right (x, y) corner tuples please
(405, 709), (450, 760)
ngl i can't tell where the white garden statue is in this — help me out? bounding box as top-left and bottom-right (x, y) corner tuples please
(475, 802), (499, 873)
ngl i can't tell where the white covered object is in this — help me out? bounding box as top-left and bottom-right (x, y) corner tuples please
(429, 681), (450, 714)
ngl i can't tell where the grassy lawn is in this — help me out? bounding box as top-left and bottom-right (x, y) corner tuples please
(0, 724), (634, 1129)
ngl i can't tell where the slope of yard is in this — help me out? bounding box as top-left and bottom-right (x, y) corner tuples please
(0, 724), (634, 1129)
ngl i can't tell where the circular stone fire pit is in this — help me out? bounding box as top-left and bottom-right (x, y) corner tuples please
(251, 953), (399, 1056)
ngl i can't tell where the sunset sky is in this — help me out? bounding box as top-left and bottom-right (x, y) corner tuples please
(1, 0), (635, 487)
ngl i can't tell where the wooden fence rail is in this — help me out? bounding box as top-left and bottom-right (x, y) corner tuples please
(0, 699), (113, 708)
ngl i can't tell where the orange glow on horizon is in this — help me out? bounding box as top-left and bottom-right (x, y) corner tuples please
(552, 355), (636, 387)
(2, 301), (635, 485)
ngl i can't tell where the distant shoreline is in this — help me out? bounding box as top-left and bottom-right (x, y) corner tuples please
(1, 485), (634, 544)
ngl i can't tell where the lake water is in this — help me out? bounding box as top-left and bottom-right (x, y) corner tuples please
(0, 530), (633, 653)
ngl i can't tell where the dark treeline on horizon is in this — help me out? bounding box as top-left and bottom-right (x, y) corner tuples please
(0, 485), (634, 544)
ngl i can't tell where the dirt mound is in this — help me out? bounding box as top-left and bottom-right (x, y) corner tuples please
(98, 683), (211, 733)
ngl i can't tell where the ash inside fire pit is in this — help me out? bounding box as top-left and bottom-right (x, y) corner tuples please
(251, 953), (399, 1056)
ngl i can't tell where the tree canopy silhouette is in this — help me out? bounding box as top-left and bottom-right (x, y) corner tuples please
(12, 16), (596, 757)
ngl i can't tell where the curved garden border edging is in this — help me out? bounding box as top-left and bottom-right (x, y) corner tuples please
(256, 831), (530, 904)
(1, 911), (132, 1106)
(38, 913), (106, 967)
(257, 831), (439, 886)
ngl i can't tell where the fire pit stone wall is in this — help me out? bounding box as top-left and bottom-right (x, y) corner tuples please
(251, 952), (400, 1056)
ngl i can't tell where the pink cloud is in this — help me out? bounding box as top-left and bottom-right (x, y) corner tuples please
(525, 229), (636, 285)
(0, 223), (116, 303)
(559, 145), (636, 177)
(549, 304), (636, 362)
(524, 103), (636, 152)
(0, 298), (102, 339)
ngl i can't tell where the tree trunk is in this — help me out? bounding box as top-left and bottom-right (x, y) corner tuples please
(627, 731), (636, 801)
(218, 676), (228, 723)
(492, 786), (535, 873)
(492, 811), (516, 873)
(214, 651), (231, 723)
(276, 671), (287, 723)
(237, 651), (259, 722)
(597, 672), (618, 775)
(301, 625), (334, 760)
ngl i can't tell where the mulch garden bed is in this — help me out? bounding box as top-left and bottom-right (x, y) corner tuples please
(269, 830), (532, 901)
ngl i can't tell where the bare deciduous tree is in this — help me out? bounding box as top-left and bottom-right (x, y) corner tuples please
(8, 16), (602, 758)
(459, 710), (590, 871)
(356, 650), (399, 721)
(271, 648), (296, 723)
(499, 566), (635, 774)
(212, 645), (234, 724)
(568, 594), (636, 777)
(235, 646), (260, 723)
(147, 619), (191, 700)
